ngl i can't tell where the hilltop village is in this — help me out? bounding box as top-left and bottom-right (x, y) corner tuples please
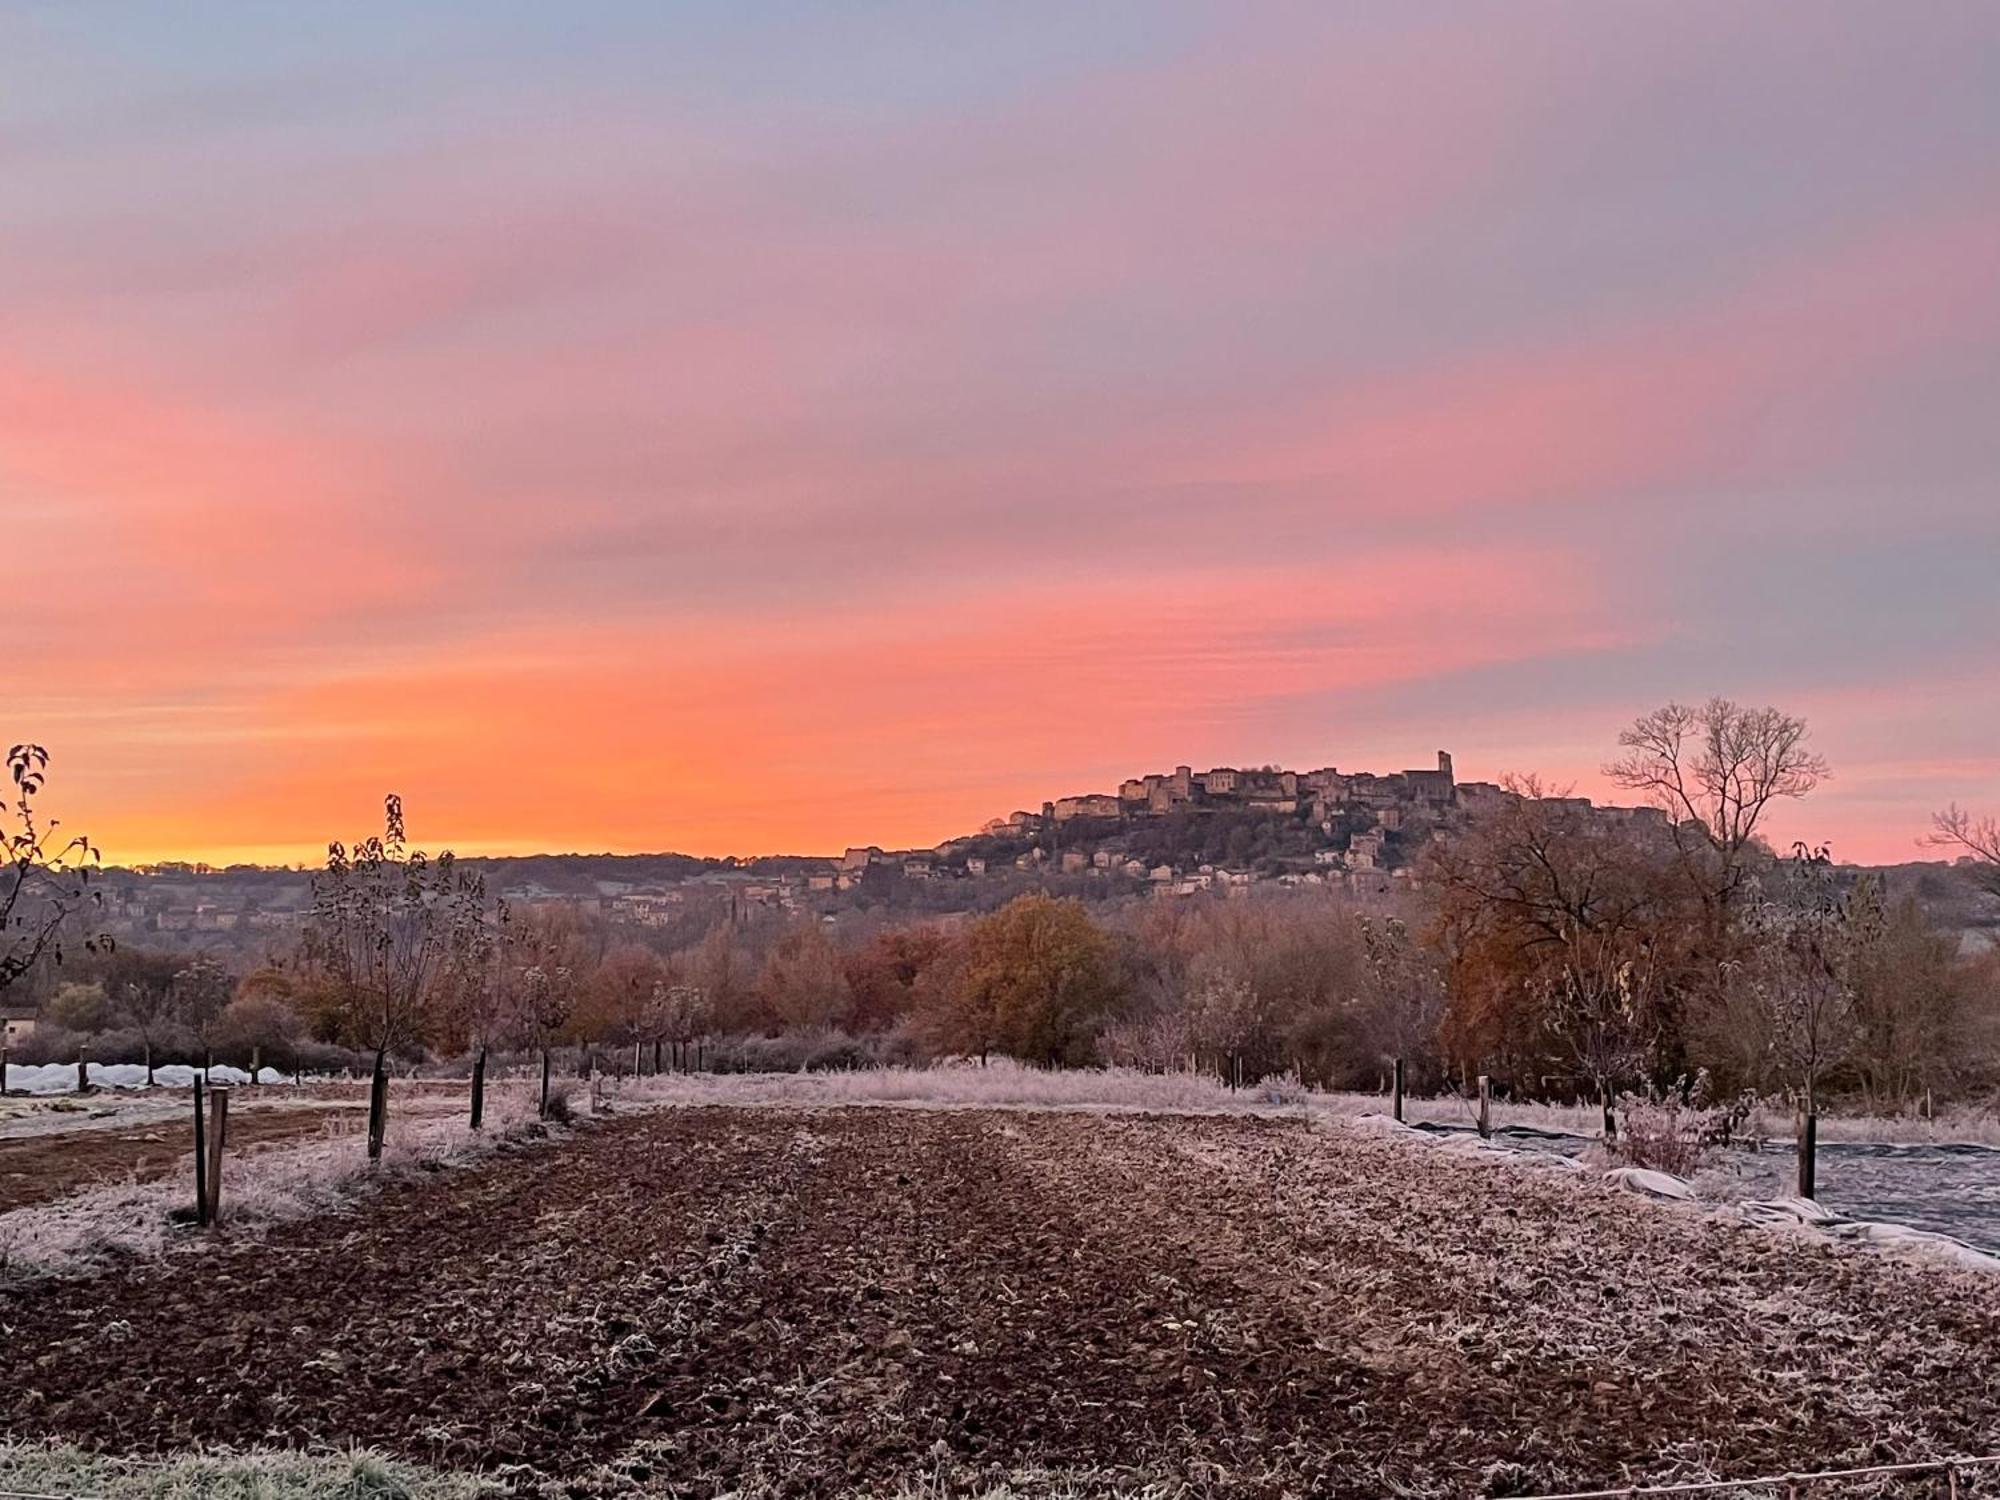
(77, 752), (1690, 960)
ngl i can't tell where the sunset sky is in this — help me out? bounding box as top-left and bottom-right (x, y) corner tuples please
(6, 4), (1999, 867)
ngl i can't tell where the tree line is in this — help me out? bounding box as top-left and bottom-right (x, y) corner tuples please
(6, 701), (1999, 1135)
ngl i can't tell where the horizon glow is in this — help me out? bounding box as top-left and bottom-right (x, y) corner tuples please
(6, 4), (1999, 866)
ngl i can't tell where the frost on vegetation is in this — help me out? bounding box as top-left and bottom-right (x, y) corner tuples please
(0, 1086), (545, 1282)
(615, 1059), (1545, 1123)
(611, 1062), (2000, 1148)
(0, 1441), (490, 1499)
(3, 1062), (292, 1096)
(884, 1471), (1189, 1500)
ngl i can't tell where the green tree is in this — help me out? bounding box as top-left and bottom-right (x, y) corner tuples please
(46, 981), (110, 1033)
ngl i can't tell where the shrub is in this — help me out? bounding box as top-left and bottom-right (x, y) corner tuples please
(703, 1027), (923, 1074)
(1606, 1075), (1754, 1177)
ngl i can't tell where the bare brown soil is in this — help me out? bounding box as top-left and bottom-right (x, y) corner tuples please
(2, 1108), (1996, 1498)
(0, 1106), (361, 1215)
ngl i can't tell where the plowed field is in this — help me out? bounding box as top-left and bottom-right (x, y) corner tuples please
(3, 1108), (1995, 1497)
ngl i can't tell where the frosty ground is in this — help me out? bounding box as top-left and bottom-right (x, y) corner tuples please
(2, 1100), (1997, 1500)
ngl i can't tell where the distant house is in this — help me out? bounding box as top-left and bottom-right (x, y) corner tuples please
(1, 1008), (37, 1046)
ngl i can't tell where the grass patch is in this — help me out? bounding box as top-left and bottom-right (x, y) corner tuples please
(0, 1441), (490, 1499)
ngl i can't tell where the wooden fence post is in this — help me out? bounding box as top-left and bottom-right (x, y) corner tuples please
(76, 1043), (89, 1094)
(206, 1086), (230, 1226)
(1600, 1083), (1616, 1141)
(470, 1047), (486, 1130)
(1477, 1074), (1492, 1139)
(0, 1045), (8, 1095)
(250, 1045), (261, 1084)
(192, 1076), (209, 1227)
(539, 1049), (552, 1119)
(1392, 1058), (1405, 1124)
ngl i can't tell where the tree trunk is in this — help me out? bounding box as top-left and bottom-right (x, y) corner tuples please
(470, 1047), (487, 1130)
(145, 1041), (154, 1089)
(367, 1049), (388, 1161)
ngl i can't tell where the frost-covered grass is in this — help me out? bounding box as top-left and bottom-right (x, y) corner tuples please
(615, 1062), (1626, 1135)
(0, 1440), (490, 1498)
(616, 1060), (1320, 1117)
(1740, 1102), (2000, 1147)
(0, 1084), (546, 1282)
(611, 1063), (2000, 1146)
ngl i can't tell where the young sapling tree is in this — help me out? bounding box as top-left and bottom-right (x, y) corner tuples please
(304, 795), (485, 1159)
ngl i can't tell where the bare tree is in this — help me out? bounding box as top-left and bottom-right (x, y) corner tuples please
(1732, 844), (1873, 1112)
(173, 954), (233, 1078)
(499, 902), (585, 1114)
(647, 981), (714, 1072)
(304, 794), (485, 1158)
(1358, 915), (1448, 1090)
(1425, 777), (1680, 1098)
(2, 745), (104, 999)
(1929, 804), (2000, 893)
(97, 948), (181, 1086)
(1606, 699), (1829, 917)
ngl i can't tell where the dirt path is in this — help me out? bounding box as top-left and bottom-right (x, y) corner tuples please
(2, 1108), (1995, 1498)
(0, 1105), (366, 1215)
